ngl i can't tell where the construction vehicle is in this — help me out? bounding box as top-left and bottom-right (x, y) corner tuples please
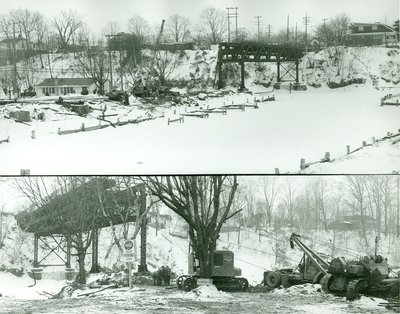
(320, 237), (399, 300)
(263, 233), (329, 289)
(177, 250), (249, 292)
(264, 233), (399, 301)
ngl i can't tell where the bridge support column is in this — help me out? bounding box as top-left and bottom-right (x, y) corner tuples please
(138, 189), (148, 272)
(277, 61), (281, 82)
(296, 60), (299, 83)
(33, 234), (39, 267)
(217, 62), (223, 89)
(90, 228), (99, 273)
(240, 61), (245, 91)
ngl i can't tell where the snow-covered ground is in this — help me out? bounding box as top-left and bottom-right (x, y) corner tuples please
(0, 85), (399, 174)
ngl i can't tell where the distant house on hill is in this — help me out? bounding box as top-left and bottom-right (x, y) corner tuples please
(35, 78), (109, 97)
(328, 215), (378, 231)
(347, 23), (399, 46)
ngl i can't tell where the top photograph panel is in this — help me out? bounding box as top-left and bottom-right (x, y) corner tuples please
(0, 0), (399, 175)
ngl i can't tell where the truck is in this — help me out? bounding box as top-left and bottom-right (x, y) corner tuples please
(263, 233), (329, 289)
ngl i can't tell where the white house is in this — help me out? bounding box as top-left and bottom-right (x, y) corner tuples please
(35, 78), (109, 97)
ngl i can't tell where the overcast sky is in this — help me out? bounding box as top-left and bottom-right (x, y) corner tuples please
(0, 0), (399, 37)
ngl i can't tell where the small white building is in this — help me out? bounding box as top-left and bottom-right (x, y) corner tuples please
(35, 78), (108, 97)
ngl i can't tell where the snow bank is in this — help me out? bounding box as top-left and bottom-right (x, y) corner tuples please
(272, 284), (322, 296)
(171, 285), (233, 302)
(0, 272), (65, 300)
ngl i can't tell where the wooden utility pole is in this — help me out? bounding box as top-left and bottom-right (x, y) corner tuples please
(227, 7), (239, 42)
(287, 15), (290, 42)
(255, 16), (261, 41)
(267, 24), (272, 42)
(303, 12), (310, 48)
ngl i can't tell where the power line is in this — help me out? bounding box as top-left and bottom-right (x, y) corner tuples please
(303, 12), (311, 48)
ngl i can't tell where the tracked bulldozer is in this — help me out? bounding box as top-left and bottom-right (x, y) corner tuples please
(321, 252), (399, 300)
(177, 250), (249, 292)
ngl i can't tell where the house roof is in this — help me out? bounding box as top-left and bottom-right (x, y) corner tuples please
(350, 23), (397, 33)
(36, 78), (94, 87)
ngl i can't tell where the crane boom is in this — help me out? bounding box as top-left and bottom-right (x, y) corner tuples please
(290, 233), (329, 275)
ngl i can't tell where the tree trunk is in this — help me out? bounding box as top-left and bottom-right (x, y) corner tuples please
(77, 251), (86, 284)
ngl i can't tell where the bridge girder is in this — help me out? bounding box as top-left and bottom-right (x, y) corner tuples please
(217, 42), (305, 89)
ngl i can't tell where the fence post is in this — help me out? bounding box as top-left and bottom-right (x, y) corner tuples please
(362, 141), (367, 147)
(31, 130), (36, 139)
(324, 152), (330, 162)
(58, 127), (61, 135)
(300, 158), (306, 170)
(81, 123), (85, 131)
(7, 135), (10, 143)
(274, 168), (280, 174)
(346, 145), (350, 154)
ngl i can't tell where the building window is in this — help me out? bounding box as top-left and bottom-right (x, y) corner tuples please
(51, 87), (55, 94)
(82, 86), (88, 93)
(42, 88), (45, 94)
(358, 26), (364, 31)
(372, 25), (378, 31)
(374, 34), (382, 39)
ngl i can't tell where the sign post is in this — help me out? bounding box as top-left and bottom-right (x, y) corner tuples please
(123, 239), (135, 289)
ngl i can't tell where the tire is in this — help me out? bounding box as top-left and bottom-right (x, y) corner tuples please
(281, 274), (291, 288)
(183, 277), (197, 291)
(266, 271), (282, 288)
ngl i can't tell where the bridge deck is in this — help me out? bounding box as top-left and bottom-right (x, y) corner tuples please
(16, 178), (144, 236)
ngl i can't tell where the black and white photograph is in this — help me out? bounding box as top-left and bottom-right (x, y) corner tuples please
(0, 0), (398, 174)
(0, 175), (399, 313)
(0, 0), (399, 313)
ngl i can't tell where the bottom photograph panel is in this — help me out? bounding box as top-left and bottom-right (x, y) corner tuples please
(0, 175), (399, 313)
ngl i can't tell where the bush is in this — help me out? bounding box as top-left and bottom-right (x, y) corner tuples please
(327, 78), (366, 88)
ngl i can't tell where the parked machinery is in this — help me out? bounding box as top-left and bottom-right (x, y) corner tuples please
(177, 250), (249, 292)
(321, 253), (399, 300)
(264, 233), (399, 301)
(263, 233), (329, 289)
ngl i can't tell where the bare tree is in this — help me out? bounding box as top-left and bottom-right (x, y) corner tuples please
(52, 10), (84, 50)
(95, 177), (157, 258)
(75, 39), (110, 95)
(196, 7), (227, 44)
(166, 14), (191, 42)
(260, 177), (280, 227)
(128, 14), (151, 45)
(346, 176), (369, 251)
(15, 177), (106, 284)
(311, 177), (328, 231)
(316, 14), (350, 47)
(146, 50), (180, 86)
(142, 176), (240, 278)
(282, 180), (296, 228)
